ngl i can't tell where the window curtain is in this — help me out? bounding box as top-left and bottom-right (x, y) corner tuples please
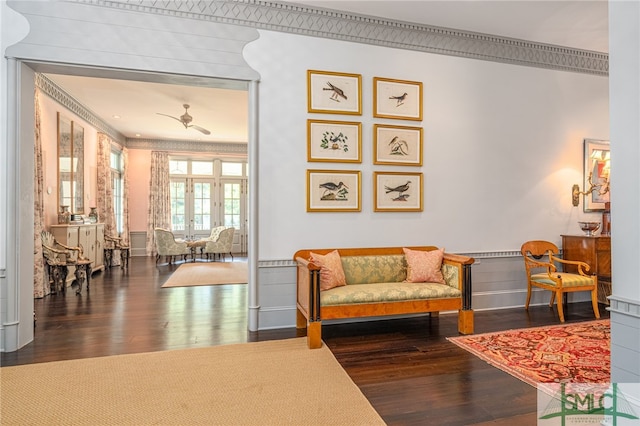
(34, 88), (48, 298)
(146, 151), (171, 256)
(121, 147), (130, 246)
(96, 133), (116, 236)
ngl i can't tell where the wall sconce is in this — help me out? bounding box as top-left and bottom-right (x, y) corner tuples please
(572, 171), (609, 206)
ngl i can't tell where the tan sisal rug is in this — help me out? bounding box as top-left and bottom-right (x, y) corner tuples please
(0, 338), (385, 426)
(161, 262), (248, 288)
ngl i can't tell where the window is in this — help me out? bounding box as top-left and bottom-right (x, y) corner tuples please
(110, 150), (123, 233)
(170, 160), (188, 175)
(221, 162), (243, 177)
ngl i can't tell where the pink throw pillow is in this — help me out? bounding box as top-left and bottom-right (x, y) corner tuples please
(403, 247), (445, 284)
(310, 250), (347, 291)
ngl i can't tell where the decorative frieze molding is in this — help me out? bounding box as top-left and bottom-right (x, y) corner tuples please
(73, 0), (608, 76)
(36, 73), (126, 144)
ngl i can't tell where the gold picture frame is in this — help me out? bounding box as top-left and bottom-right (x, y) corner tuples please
(307, 119), (362, 163)
(373, 77), (423, 121)
(307, 70), (362, 115)
(307, 169), (361, 212)
(373, 124), (423, 166)
(374, 171), (423, 212)
(583, 138), (610, 212)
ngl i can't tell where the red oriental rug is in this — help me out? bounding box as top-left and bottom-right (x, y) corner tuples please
(447, 320), (610, 387)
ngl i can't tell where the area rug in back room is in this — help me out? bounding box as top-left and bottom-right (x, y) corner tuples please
(161, 262), (248, 288)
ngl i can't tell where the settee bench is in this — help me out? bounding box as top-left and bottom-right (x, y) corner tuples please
(294, 246), (475, 349)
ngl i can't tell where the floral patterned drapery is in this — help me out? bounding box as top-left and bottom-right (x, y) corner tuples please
(121, 147), (130, 246)
(146, 151), (171, 256)
(34, 88), (48, 298)
(97, 133), (115, 236)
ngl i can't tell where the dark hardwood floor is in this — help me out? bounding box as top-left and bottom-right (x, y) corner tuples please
(1, 256), (609, 425)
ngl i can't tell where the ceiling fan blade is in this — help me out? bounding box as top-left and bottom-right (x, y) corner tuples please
(189, 124), (211, 135)
(156, 112), (185, 125)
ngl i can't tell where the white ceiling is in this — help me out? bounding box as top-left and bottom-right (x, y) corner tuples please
(46, 1), (608, 144)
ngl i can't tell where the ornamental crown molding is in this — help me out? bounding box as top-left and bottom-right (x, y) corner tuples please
(36, 73), (127, 144)
(36, 73), (247, 154)
(72, 0), (608, 76)
(126, 138), (248, 155)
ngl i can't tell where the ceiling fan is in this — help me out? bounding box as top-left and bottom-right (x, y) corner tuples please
(157, 104), (211, 135)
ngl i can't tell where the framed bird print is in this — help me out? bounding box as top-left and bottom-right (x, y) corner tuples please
(308, 119), (362, 163)
(373, 77), (423, 121)
(307, 169), (361, 212)
(374, 171), (423, 212)
(373, 124), (423, 166)
(307, 70), (362, 115)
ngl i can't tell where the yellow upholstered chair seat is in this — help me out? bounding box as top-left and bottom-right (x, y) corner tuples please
(530, 272), (595, 287)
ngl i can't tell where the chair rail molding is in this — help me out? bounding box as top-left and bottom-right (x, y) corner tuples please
(70, 0), (608, 76)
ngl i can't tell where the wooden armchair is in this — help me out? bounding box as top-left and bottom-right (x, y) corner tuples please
(41, 231), (92, 295)
(521, 240), (600, 322)
(104, 234), (130, 269)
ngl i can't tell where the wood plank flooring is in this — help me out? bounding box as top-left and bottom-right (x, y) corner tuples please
(1, 256), (609, 425)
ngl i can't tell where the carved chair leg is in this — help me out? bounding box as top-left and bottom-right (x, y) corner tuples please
(74, 267), (87, 295)
(525, 285), (532, 310)
(591, 289), (601, 319)
(556, 291), (565, 322)
(120, 248), (129, 269)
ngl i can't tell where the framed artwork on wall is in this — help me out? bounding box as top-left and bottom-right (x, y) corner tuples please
(373, 77), (423, 121)
(307, 119), (362, 163)
(583, 138), (610, 212)
(373, 124), (423, 166)
(307, 169), (361, 212)
(307, 70), (362, 115)
(374, 171), (423, 212)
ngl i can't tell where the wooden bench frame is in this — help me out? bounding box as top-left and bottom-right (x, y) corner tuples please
(294, 246), (475, 349)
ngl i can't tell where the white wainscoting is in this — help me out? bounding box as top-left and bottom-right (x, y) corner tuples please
(257, 252), (595, 330)
(128, 233), (593, 330)
(129, 231), (147, 257)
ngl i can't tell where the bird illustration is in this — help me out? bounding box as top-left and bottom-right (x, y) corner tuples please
(323, 82), (347, 102)
(385, 181), (411, 196)
(388, 136), (409, 156)
(319, 181), (348, 192)
(319, 181), (348, 200)
(392, 194), (410, 202)
(389, 92), (408, 106)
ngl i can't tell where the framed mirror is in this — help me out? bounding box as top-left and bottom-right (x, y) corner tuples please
(57, 113), (84, 214)
(583, 138), (610, 212)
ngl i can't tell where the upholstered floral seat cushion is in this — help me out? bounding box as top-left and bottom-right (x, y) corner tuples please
(531, 272), (594, 287)
(320, 281), (461, 306)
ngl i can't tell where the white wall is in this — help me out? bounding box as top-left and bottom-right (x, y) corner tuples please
(242, 30), (608, 328)
(244, 30), (609, 260)
(0, 1), (612, 347)
(609, 0), (640, 384)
